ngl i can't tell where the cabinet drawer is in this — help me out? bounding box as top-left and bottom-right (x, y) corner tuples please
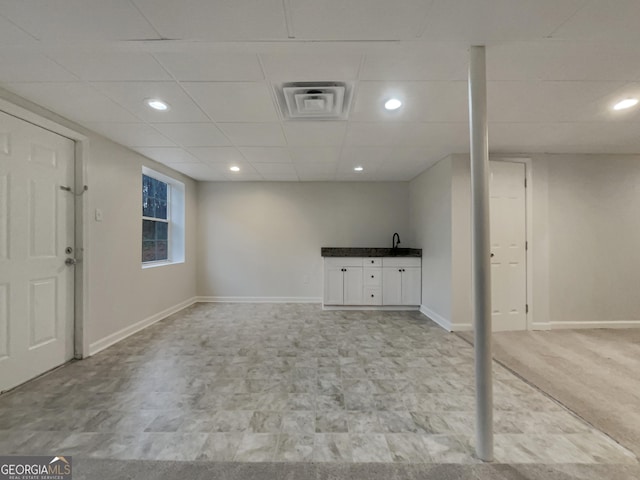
(382, 257), (421, 268)
(325, 257), (363, 267)
(364, 267), (382, 286)
(364, 257), (382, 267)
(364, 287), (382, 305)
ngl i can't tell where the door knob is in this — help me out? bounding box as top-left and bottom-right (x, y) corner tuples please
(490, 253), (495, 258)
(65, 258), (77, 266)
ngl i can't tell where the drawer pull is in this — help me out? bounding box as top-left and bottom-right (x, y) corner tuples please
(371, 275), (374, 278)
(371, 294), (374, 298)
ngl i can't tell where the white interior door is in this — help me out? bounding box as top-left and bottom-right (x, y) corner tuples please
(0, 110), (75, 392)
(490, 161), (527, 331)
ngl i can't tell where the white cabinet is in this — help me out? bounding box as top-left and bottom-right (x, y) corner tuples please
(382, 257), (421, 306)
(323, 256), (421, 308)
(323, 258), (363, 305)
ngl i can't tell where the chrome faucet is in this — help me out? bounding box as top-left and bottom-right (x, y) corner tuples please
(392, 232), (401, 249)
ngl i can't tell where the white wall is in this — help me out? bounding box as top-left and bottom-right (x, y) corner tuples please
(0, 88), (198, 355)
(197, 181), (410, 299)
(87, 135), (197, 346)
(409, 156), (453, 326)
(542, 154), (640, 326)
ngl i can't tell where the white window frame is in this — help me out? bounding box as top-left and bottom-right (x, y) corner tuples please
(142, 166), (185, 268)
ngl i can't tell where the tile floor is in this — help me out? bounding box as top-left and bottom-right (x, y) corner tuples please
(0, 303), (636, 464)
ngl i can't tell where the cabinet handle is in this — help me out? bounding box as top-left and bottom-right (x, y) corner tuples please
(371, 275), (374, 278)
(371, 294), (374, 298)
(398, 269), (402, 272)
(371, 260), (374, 264)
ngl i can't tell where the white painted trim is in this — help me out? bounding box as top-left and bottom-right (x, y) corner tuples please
(324, 305), (419, 311)
(490, 156), (534, 330)
(0, 90), (92, 359)
(197, 296), (322, 304)
(550, 320), (640, 330)
(88, 297), (198, 356)
(531, 322), (551, 331)
(420, 305), (452, 331)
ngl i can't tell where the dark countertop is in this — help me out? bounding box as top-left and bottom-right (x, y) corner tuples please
(321, 247), (422, 257)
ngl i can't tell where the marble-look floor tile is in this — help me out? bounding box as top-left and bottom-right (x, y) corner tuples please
(351, 433), (393, 462)
(275, 433), (314, 461)
(210, 410), (252, 432)
(282, 411), (315, 434)
(316, 411), (349, 433)
(386, 433), (431, 463)
(234, 433), (278, 462)
(347, 411), (381, 433)
(421, 435), (478, 463)
(249, 411), (282, 433)
(313, 433), (353, 462)
(196, 433), (242, 461)
(378, 411), (420, 433)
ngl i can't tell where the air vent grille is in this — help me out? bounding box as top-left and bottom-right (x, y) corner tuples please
(276, 81), (353, 120)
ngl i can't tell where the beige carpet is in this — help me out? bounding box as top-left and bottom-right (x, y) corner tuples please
(458, 328), (640, 457)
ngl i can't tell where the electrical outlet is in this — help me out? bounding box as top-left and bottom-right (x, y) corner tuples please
(95, 208), (103, 222)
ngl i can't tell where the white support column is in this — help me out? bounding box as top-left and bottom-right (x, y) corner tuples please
(468, 45), (493, 462)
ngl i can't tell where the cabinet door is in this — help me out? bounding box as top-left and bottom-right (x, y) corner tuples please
(382, 267), (403, 305)
(324, 266), (344, 305)
(401, 267), (422, 305)
(343, 267), (363, 305)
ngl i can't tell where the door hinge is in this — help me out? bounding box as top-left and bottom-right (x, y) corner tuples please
(525, 241), (528, 251)
(525, 304), (529, 314)
(524, 178), (527, 188)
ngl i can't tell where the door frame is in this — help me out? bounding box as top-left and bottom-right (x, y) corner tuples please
(0, 90), (90, 358)
(489, 156), (534, 330)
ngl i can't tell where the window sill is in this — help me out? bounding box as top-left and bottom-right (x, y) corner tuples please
(141, 260), (185, 269)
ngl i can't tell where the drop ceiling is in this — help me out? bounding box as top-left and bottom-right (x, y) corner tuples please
(1, 0), (640, 181)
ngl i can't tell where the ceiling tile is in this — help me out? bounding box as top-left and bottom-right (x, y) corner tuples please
(153, 52), (264, 81)
(5, 82), (140, 123)
(340, 147), (394, 165)
(260, 53), (362, 81)
(47, 51), (170, 81)
(360, 46), (468, 81)
(290, 147), (341, 163)
(551, 0), (640, 42)
(132, 0), (288, 40)
(487, 81), (625, 123)
(294, 163), (337, 181)
(218, 123), (286, 147)
(420, 0), (586, 43)
(0, 0), (159, 41)
(488, 42), (640, 82)
(0, 15), (37, 46)
(166, 162), (229, 181)
(182, 82), (279, 122)
(351, 81), (468, 122)
(133, 147), (201, 164)
(252, 163), (298, 177)
(282, 122), (347, 146)
(188, 147), (246, 165)
(289, 0), (432, 40)
(239, 147), (292, 163)
(87, 123), (175, 147)
(344, 123), (404, 146)
(0, 52), (78, 82)
(151, 123), (230, 147)
(93, 81), (209, 123)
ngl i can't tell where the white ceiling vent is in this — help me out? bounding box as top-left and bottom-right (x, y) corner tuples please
(276, 82), (353, 120)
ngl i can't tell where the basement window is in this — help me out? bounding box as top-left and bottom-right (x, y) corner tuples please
(141, 167), (185, 267)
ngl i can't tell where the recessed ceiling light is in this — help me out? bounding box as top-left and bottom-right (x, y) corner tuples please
(354, 166), (364, 172)
(613, 98), (638, 111)
(384, 98), (402, 111)
(229, 166), (240, 172)
(145, 98), (169, 111)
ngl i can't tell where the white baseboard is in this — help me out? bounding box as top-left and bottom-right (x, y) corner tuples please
(420, 305), (453, 331)
(196, 296), (322, 304)
(550, 320), (640, 330)
(531, 322), (551, 330)
(323, 305), (419, 311)
(88, 296), (198, 356)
